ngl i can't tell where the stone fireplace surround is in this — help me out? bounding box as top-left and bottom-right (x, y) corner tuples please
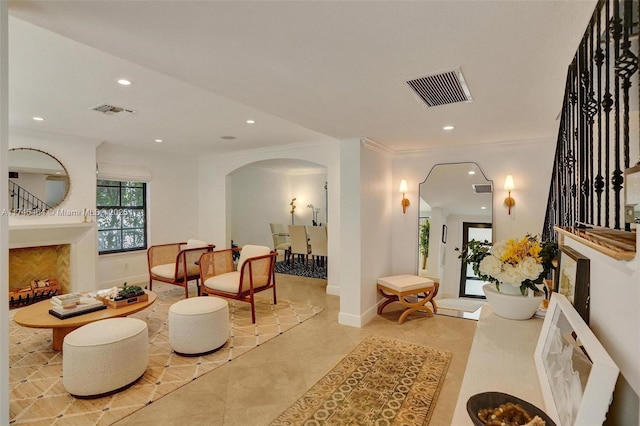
(8, 222), (97, 294)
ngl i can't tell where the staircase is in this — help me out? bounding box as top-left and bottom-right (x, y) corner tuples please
(8, 180), (52, 213)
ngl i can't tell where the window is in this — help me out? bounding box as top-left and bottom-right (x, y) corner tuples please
(97, 180), (147, 254)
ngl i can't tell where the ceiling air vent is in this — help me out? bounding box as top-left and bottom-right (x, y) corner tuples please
(405, 67), (473, 107)
(472, 184), (493, 194)
(90, 104), (136, 116)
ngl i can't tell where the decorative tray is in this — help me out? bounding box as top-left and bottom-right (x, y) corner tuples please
(95, 285), (148, 308)
(102, 292), (148, 308)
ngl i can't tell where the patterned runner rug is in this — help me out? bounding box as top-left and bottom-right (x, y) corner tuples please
(271, 336), (452, 425)
(9, 282), (322, 425)
(275, 258), (327, 279)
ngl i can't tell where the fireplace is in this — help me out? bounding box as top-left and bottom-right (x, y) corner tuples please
(8, 222), (98, 295)
(9, 244), (70, 292)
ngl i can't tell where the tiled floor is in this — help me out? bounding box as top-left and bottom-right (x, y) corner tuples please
(115, 274), (477, 426)
(9, 281), (323, 425)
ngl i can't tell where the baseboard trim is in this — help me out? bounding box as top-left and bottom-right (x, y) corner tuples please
(99, 274), (148, 290)
(326, 284), (340, 296)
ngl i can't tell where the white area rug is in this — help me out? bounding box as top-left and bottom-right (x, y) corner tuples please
(436, 298), (485, 313)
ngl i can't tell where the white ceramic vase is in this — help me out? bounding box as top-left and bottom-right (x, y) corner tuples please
(482, 283), (543, 320)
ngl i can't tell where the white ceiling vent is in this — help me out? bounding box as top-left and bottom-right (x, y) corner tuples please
(90, 104), (136, 116)
(405, 67), (473, 107)
(472, 183), (493, 194)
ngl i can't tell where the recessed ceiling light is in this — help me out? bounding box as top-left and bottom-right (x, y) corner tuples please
(32, 117), (45, 121)
(221, 136), (237, 140)
(443, 125), (455, 131)
(468, 171), (476, 175)
(481, 206), (487, 210)
(246, 119), (255, 124)
(117, 79), (132, 86)
(154, 139), (163, 143)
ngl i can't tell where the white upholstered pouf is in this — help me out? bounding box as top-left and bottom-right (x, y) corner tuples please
(62, 317), (148, 397)
(169, 296), (229, 355)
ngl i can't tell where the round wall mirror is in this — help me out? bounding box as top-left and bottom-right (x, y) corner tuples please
(8, 148), (70, 214)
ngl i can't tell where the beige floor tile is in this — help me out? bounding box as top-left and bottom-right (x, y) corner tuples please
(113, 274), (476, 425)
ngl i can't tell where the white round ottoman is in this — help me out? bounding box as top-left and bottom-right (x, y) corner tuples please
(169, 296), (229, 355)
(62, 317), (148, 397)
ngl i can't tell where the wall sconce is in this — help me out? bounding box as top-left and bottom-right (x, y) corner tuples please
(399, 179), (410, 214)
(504, 175), (515, 215)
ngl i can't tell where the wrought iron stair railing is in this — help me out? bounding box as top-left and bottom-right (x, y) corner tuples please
(543, 0), (640, 242)
(8, 180), (52, 213)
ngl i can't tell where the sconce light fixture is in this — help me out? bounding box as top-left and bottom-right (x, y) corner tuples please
(504, 175), (515, 215)
(399, 179), (410, 214)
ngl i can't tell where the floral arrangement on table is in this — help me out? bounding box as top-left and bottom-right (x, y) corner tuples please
(457, 234), (557, 296)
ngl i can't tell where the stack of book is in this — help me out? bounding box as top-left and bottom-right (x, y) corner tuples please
(49, 294), (106, 319)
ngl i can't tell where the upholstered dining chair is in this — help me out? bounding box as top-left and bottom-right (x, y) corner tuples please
(288, 225), (310, 269)
(147, 239), (214, 298)
(269, 223), (291, 262)
(198, 245), (277, 324)
(306, 225), (328, 271)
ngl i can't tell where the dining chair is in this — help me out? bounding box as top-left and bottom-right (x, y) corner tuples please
(288, 225), (310, 268)
(269, 223), (291, 262)
(306, 225), (327, 271)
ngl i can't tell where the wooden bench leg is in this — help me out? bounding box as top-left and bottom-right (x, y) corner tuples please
(396, 294), (433, 324)
(377, 284), (436, 324)
(377, 287), (399, 314)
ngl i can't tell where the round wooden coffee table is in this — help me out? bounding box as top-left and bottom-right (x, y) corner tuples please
(13, 290), (157, 351)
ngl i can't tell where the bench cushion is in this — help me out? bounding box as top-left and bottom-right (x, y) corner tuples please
(377, 274), (434, 293)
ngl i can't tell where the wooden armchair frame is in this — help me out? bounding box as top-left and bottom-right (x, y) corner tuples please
(199, 247), (277, 323)
(147, 242), (214, 298)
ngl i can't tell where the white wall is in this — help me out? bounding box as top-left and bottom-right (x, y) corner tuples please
(1, 2), (9, 422)
(229, 167), (291, 248)
(96, 142), (201, 288)
(358, 144), (393, 325)
(391, 138), (557, 278)
(292, 173), (328, 226)
(228, 165), (327, 249)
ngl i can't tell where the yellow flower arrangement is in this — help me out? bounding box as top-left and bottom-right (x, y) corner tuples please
(458, 234), (557, 295)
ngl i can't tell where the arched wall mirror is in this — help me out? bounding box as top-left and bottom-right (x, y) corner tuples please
(8, 148), (70, 214)
(418, 162), (493, 299)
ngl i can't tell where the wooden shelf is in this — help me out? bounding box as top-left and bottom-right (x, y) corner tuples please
(555, 226), (637, 261)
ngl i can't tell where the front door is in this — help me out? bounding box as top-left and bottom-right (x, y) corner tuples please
(459, 222), (492, 298)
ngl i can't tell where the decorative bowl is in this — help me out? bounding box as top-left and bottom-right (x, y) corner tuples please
(467, 391), (556, 426)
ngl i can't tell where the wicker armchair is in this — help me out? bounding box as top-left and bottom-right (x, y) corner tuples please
(199, 245), (277, 323)
(147, 240), (214, 298)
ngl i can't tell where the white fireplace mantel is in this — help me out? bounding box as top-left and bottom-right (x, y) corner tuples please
(9, 222), (98, 293)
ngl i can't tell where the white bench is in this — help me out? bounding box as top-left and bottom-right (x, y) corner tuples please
(377, 274), (439, 324)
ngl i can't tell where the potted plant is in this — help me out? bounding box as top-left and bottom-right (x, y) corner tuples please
(419, 221), (430, 270)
